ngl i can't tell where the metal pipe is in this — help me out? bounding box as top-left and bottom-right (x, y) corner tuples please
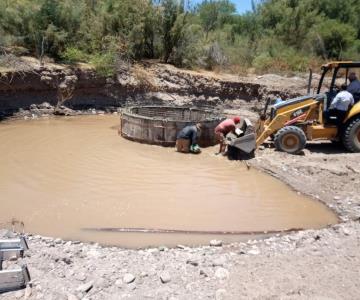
(307, 68), (313, 95)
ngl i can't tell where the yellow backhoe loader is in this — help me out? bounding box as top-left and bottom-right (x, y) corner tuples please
(231, 61), (360, 155)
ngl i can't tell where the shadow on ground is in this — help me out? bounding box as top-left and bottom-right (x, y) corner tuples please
(306, 142), (348, 155)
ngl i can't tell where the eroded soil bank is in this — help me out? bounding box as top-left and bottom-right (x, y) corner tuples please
(0, 62), (360, 300)
(0, 57), (309, 120)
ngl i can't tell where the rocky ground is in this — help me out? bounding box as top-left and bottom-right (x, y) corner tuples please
(1, 61), (360, 300)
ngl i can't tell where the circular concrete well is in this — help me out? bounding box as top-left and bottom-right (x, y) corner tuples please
(120, 106), (225, 147)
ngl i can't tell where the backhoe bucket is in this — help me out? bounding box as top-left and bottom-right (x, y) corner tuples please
(226, 118), (256, 154)
(227, 133), (256, 153)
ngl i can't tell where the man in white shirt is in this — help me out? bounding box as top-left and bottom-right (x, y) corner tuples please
(327, 84), (354, 125)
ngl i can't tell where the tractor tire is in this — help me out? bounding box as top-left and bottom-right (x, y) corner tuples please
(274, 126), (307, 154)
(342, 117), (360, 152)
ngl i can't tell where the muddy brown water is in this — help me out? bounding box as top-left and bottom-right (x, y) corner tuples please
(0, 115), (337, 248)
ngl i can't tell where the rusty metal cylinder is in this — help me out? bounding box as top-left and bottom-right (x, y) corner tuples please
(120, 106), (225, 147)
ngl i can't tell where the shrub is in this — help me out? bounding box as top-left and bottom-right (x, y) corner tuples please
(61, 47), (88, 63)
(89, 52), (116, 77)
(342, 40), (360, 61)
(253, 47), (310, 74)
(200, 42), (228, 70)
(309, 20), (357, 59)
(170, 24), (203, 68)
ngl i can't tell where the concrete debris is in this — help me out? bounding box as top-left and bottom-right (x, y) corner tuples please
(210, 240), (223, 247)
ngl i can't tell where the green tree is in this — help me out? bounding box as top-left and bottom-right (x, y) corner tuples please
(310, 19), (357, 59)
(161, 0), (186, 62)
(198, 0), (236, 38)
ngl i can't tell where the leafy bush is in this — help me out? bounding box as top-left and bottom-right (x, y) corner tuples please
(342, 40), (360, 60)
(309, 19), (357, 59)
(61, 47), (88, 63)
(89, 52), (116, 77)
(201, 42), (228, 70)
(253, 46), (311, 74)
(169, 24), (203, 68)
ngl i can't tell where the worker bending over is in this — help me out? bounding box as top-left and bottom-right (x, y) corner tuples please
(176, 123), (202, 153)
(215, 116), (241, 154)
(328, 84), (354, 125)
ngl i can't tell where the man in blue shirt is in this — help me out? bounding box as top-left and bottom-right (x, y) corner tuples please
(176, 123), (202, 153)
(347, 72), (360, 103)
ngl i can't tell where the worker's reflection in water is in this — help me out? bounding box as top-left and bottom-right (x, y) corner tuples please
(176, 123), (202, 153)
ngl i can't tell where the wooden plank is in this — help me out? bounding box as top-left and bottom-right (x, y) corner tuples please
(0, 237), (29, 251)
(0, 236), (28, 251)
(0, 269), (25, 292)
(0, 249), (24, 260)
(0, 239), (21, 250)
(0, 266), (30, 293)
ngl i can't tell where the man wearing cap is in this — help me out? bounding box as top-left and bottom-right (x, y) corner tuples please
(176, 123), (202, 153)
(215, 116), (241, 154)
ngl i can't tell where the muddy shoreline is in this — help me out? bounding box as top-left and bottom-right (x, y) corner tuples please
(1, 63), (360, 300)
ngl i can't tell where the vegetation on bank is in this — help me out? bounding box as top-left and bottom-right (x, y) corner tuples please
(1, 0), (360, 75)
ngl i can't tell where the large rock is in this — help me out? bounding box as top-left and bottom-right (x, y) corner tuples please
(186, 259), (199, 267)
(212, 256), (227, 267)
(215, 289), (227, 300)
(76, 281), (93, 293)
(215, 268), (230, 280)
(123, 273), (136, 284)
(160, 272), (171, 284)
(75, 272), (87, 282)
(24, 285), (32, 299)
(210, 240), (223, 247)
(54, 106), (76, 116)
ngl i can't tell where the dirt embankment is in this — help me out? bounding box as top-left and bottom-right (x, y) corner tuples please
(0, 58), (309, 119)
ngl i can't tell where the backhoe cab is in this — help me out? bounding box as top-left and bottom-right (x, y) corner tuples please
(252, 61), (360, 154)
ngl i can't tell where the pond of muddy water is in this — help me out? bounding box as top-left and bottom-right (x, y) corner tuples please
(0, 115), (337, 248)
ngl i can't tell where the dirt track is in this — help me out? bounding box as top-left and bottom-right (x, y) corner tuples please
(1, 62), (360, 300)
